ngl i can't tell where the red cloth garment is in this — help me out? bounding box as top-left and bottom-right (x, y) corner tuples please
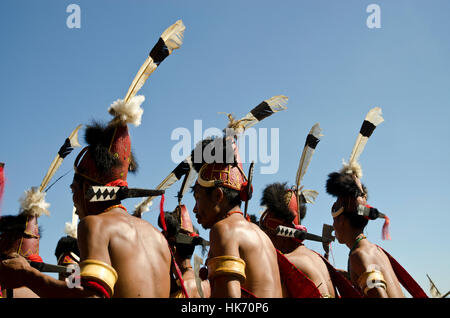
(314, 251), (362, 298)
(276, 249), (322, 298)
(27, 254), (43, 263)
(168, 244), (189, 298)
(104, 179), (128, 187)
(241, 287), (257, 298)
(378, 246), (428, 298)
(81, 279), (111, 298)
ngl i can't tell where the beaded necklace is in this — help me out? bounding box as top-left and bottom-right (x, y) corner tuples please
(102, 204), (127, 214)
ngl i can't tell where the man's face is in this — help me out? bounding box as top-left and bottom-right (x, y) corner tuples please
(331, 195), (368, 243)
(332, 213), (344, 243)
(70, 176), (85, 218)
(192, 184), (217, 229)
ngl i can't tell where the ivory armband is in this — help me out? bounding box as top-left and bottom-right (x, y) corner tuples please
(207, 256), (246, 283)
(79, 259), (118, 296)
(357, 269), (387, 296)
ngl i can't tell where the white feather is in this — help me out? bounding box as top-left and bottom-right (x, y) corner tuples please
(161, 20), (186, 53)
(265, 95), (289, 112)
(64, 222), (77, 239)
(134, 199), (153, 216)
(19, 187), (50, 217)
(301, 189), (319, 204)
(108, 95), (145, 126)
(341, 160), (363, 179)
(64, 207), (78, 238)
(296, 123), (323, 188)
(346, 107), (384, 178)
(366, 107), (384, 126)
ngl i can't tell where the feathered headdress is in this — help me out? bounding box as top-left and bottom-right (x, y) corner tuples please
(54, 235), (80, 265)
(327, 107), (390, 240)
(133, 95), (288, 217)
(75, 20), (185, 189)
(260, 182), (301, 224)
(341, 107), (384, 179)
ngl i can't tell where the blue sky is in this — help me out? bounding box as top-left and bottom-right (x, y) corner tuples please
(1, 0), (449, 297)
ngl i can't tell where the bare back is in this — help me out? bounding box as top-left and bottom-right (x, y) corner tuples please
(350, 240), (405, 298)
(78, 209), (171, 298)
(285, 245), (336, 297)
(209, 214), (282, 298)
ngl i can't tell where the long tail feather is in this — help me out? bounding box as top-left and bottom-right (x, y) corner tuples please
(230, 95), (288, 133)
(124, 20), (185, 103)
(39, 125), (82, 192)
(343, 107), (384, 178)
(296, 123), (322, 188)
(134, 96), (288, 217)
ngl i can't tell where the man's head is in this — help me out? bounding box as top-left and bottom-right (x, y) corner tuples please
(54, 235), (80, 280)
(259, 182), (307, 244)
(191, 137), (248, 229)
(0, 214), (41, 260)
(71, 121), (138, 217)
(159, 206), (207, 258)
(326, 172), (370, 242)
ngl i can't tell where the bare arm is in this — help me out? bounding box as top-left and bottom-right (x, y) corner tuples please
(0, 253), (96, 298)
(350, 252), (388, 298)
(209, 223), (242, 298)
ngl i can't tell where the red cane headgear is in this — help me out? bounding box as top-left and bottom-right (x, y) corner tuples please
(74, 95), (144, 187)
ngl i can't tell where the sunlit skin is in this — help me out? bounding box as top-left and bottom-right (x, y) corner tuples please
(0, 175), (172, 298)
(331, 195), (405, 298)
(192, 183), (282, 298)
(172, 248), (211, 298)
(261, 214), (336, 298)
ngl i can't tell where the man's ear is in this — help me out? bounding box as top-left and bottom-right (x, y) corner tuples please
(211, 187), (224, 204)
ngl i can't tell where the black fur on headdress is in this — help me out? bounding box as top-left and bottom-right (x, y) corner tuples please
(191, 136), (237, 173)
(158, 211), (180, 238)
(84, 120), (138, 174)
(261, 182), (295, 223)
(326, 172), (366, 198)
(54, 235), (80, 259)
(158, 211), (207, 257)
(0, 214), (27, 235)
(0, 214), (43, 237)
(248, 214), (259, 225)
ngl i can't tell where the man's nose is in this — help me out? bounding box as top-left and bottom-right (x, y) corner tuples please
(193, 202), (198, 213)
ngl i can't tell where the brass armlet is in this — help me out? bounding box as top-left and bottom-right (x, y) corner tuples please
(207, 255), (246, 283)
(357, 270), (387, 296)
(79, 259), (118, 296)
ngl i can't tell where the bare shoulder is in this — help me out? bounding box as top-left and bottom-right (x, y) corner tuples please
(209, 217), (243, 256)
(77, 214), (104, 236)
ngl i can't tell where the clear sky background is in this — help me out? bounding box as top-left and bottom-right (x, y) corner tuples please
(1, 0), (449, 297)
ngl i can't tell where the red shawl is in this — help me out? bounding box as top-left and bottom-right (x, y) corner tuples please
(314, 251), (362, 298)
(276, 249), (322, 298)
(378, 246), (428, 298)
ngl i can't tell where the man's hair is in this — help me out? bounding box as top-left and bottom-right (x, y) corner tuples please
(205, 186), (242, 208)
(343, 212), (369, 230)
